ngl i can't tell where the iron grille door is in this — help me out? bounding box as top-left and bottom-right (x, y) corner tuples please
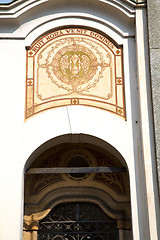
(38, 202), (119, 240)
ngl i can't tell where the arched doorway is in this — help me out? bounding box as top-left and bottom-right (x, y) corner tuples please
(23, 137), (132, 240)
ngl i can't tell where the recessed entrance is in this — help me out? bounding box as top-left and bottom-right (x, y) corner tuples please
(24, 137), (132, 240)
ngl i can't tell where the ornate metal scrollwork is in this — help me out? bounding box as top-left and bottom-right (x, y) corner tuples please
(38, 202), (119, 240)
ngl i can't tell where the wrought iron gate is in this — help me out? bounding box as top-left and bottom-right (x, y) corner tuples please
(38, 202), (119, 240)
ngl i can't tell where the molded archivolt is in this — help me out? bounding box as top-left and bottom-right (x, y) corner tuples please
(24, 136), (132, 239)
(0, 0), (136, 18)
(0, 0), (136, 39)
(24, 134), (129, 170)
(24, 134), (130, 203)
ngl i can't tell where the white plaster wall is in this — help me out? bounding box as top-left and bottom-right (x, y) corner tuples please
(0, 37), (142, 240)
(0, 16), (140, 240)
(0, 1), (159, 240)
(0, 39), (25, 240)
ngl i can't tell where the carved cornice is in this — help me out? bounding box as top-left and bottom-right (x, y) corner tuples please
(0, 0), (145, 15)
(0, 0), (147, 6)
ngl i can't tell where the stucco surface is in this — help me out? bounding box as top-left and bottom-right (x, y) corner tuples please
(147, 0), (160, 49)
(150, 49), (160, 157)
(147, 0), (160, 190)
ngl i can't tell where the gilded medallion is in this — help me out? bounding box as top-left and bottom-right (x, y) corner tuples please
(49, 43), (99, 92)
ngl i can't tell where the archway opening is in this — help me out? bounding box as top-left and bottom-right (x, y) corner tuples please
(23, 135), (132, 240)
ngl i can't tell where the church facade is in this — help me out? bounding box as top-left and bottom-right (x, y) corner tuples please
(0, 0), (159, 240)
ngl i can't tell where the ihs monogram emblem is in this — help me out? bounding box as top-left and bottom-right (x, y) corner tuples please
(26, 28), (125, 119)
(41, 38), (110, 94)
(50, 43), (98, 92)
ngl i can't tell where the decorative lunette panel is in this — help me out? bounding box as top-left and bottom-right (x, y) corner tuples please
(26, 28), (125, 119)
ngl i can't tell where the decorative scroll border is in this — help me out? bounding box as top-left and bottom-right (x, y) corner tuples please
(25, 28), (126, 120)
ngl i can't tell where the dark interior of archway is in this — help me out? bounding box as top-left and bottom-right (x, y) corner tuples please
(24, 142), (132, 239)
(28, 143), (126, 169)
(25, 143), (130, 197)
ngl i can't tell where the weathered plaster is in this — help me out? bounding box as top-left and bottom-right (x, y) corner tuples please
(147, 1), (160, 49)
(157, 158), (160, 190)
(147, 0), (160, 191)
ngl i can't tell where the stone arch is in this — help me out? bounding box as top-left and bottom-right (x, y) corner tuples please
(23, 134), (132, 240)
(24, 134), (128, 171)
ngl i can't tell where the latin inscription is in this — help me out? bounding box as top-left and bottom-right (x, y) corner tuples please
(26, 28), (125, 119)
(31, 29), (115, 54)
